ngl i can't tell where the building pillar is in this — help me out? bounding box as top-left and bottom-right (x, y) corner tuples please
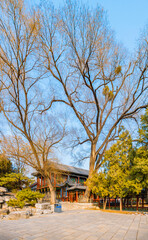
(41, 176), (43, 188)
(71, 192), (73, 202)
(60, 188), (62, 199)
(62, 188), (63, 201)
(76, 191), (78, 202)
(70, 192), (72, 202)
(37, 177), (40, 189)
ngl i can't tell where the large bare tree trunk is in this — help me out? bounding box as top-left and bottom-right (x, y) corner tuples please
(39, 2), (148, 209)
(84, 143), (96, 202)
(47, 178), (56, 204)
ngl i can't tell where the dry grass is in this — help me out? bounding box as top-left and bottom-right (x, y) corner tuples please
(100, 209), (136, 214)
(84, 207), (147, 215)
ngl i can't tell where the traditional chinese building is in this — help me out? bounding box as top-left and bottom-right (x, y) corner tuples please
(33, 163), (89, 202)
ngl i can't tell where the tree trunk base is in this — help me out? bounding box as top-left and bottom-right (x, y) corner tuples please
(120, 198), (123, 211)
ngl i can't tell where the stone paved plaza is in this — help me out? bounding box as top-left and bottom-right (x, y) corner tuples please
(0, 210), (148, 240)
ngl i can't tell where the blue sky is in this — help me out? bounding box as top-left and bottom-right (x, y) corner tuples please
(2, 0), (148, 171)
(32, 0), (148, 51)
(96, 0), (148, 51)
(52, 0), (147, 168)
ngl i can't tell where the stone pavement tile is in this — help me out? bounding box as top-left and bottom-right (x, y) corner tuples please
(21, 236), (39, 240)
(0, 233), (20, 240)
(106, 227), (119, 234)
(62, 228), (75, 234)
(30, 232), (47, 239)
(48, 231), (68, 239)
(112, 229), (127, 239)
(86, 235), (98, 240)
(0, 210), (148, 240)
(17, 234), (31, 239)
(139, 223), (148, 229)
(83, 226), (98, 233)
(137, 229), (148, 240)
(124, 230), (138, 240)
(67, 230), (85, 238)
(33, 238), (48, 240)
(130, 225), (139, 231)
(111, 238), (121, 240)
(61, 236), (77, 240)
(76, 225), (92, 231)
(59, 232), (73, 238)
(11, 238), (21, 240)
(93, 231), (106, 239)
(42, 233), (63, 240)
(97, 227), (108, 234)
(73, 232), (92, 240)
(0, 237), (9, 240)
(140, 217), (147, 224)
(99, 231), (116, 240)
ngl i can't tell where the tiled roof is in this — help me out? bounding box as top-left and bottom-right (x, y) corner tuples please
(30, 182), (37, 187)
(67, 185), (87, 191)
(32, 163), (89, 177)
(55, 163), (89, 176)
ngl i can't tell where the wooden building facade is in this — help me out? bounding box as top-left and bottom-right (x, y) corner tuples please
(33, 164), (89, 202)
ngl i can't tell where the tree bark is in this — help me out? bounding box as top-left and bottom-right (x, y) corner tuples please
(84, 143), (96, 202)
(46, 177), (56, 204)
(103, 197), (107, 210)
(120, 197), (123, 211)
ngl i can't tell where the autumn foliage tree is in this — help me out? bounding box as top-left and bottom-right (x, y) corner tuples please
(0, 0), (65, 203)
(87, 123), (148, 210)
(131, 109), (148, 190)
(0, 0), (147, 203)
(0, 154), (12, 177)
(0, 152), (31, 191)
(39, 0), (148, 199)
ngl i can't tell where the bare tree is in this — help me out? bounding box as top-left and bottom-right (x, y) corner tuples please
(0, 0), (65, 203)
(39, 1), (148, 199)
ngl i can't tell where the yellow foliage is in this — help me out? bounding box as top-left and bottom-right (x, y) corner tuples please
(103, 86), (114, 101)
(108, 91), (114, 101)
(115, 65), (122, 74)
(102, 85), (109, 96)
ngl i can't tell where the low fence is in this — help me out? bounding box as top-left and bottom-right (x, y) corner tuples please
(94, 197), (148, 211)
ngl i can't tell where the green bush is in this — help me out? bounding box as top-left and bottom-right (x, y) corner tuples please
(7, 199), (25, 209)
(16, 189), (44, 203)
(7, 189), (45, 208)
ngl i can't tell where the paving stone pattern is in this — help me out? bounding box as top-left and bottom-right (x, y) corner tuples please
(0, 210), (147, 240)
